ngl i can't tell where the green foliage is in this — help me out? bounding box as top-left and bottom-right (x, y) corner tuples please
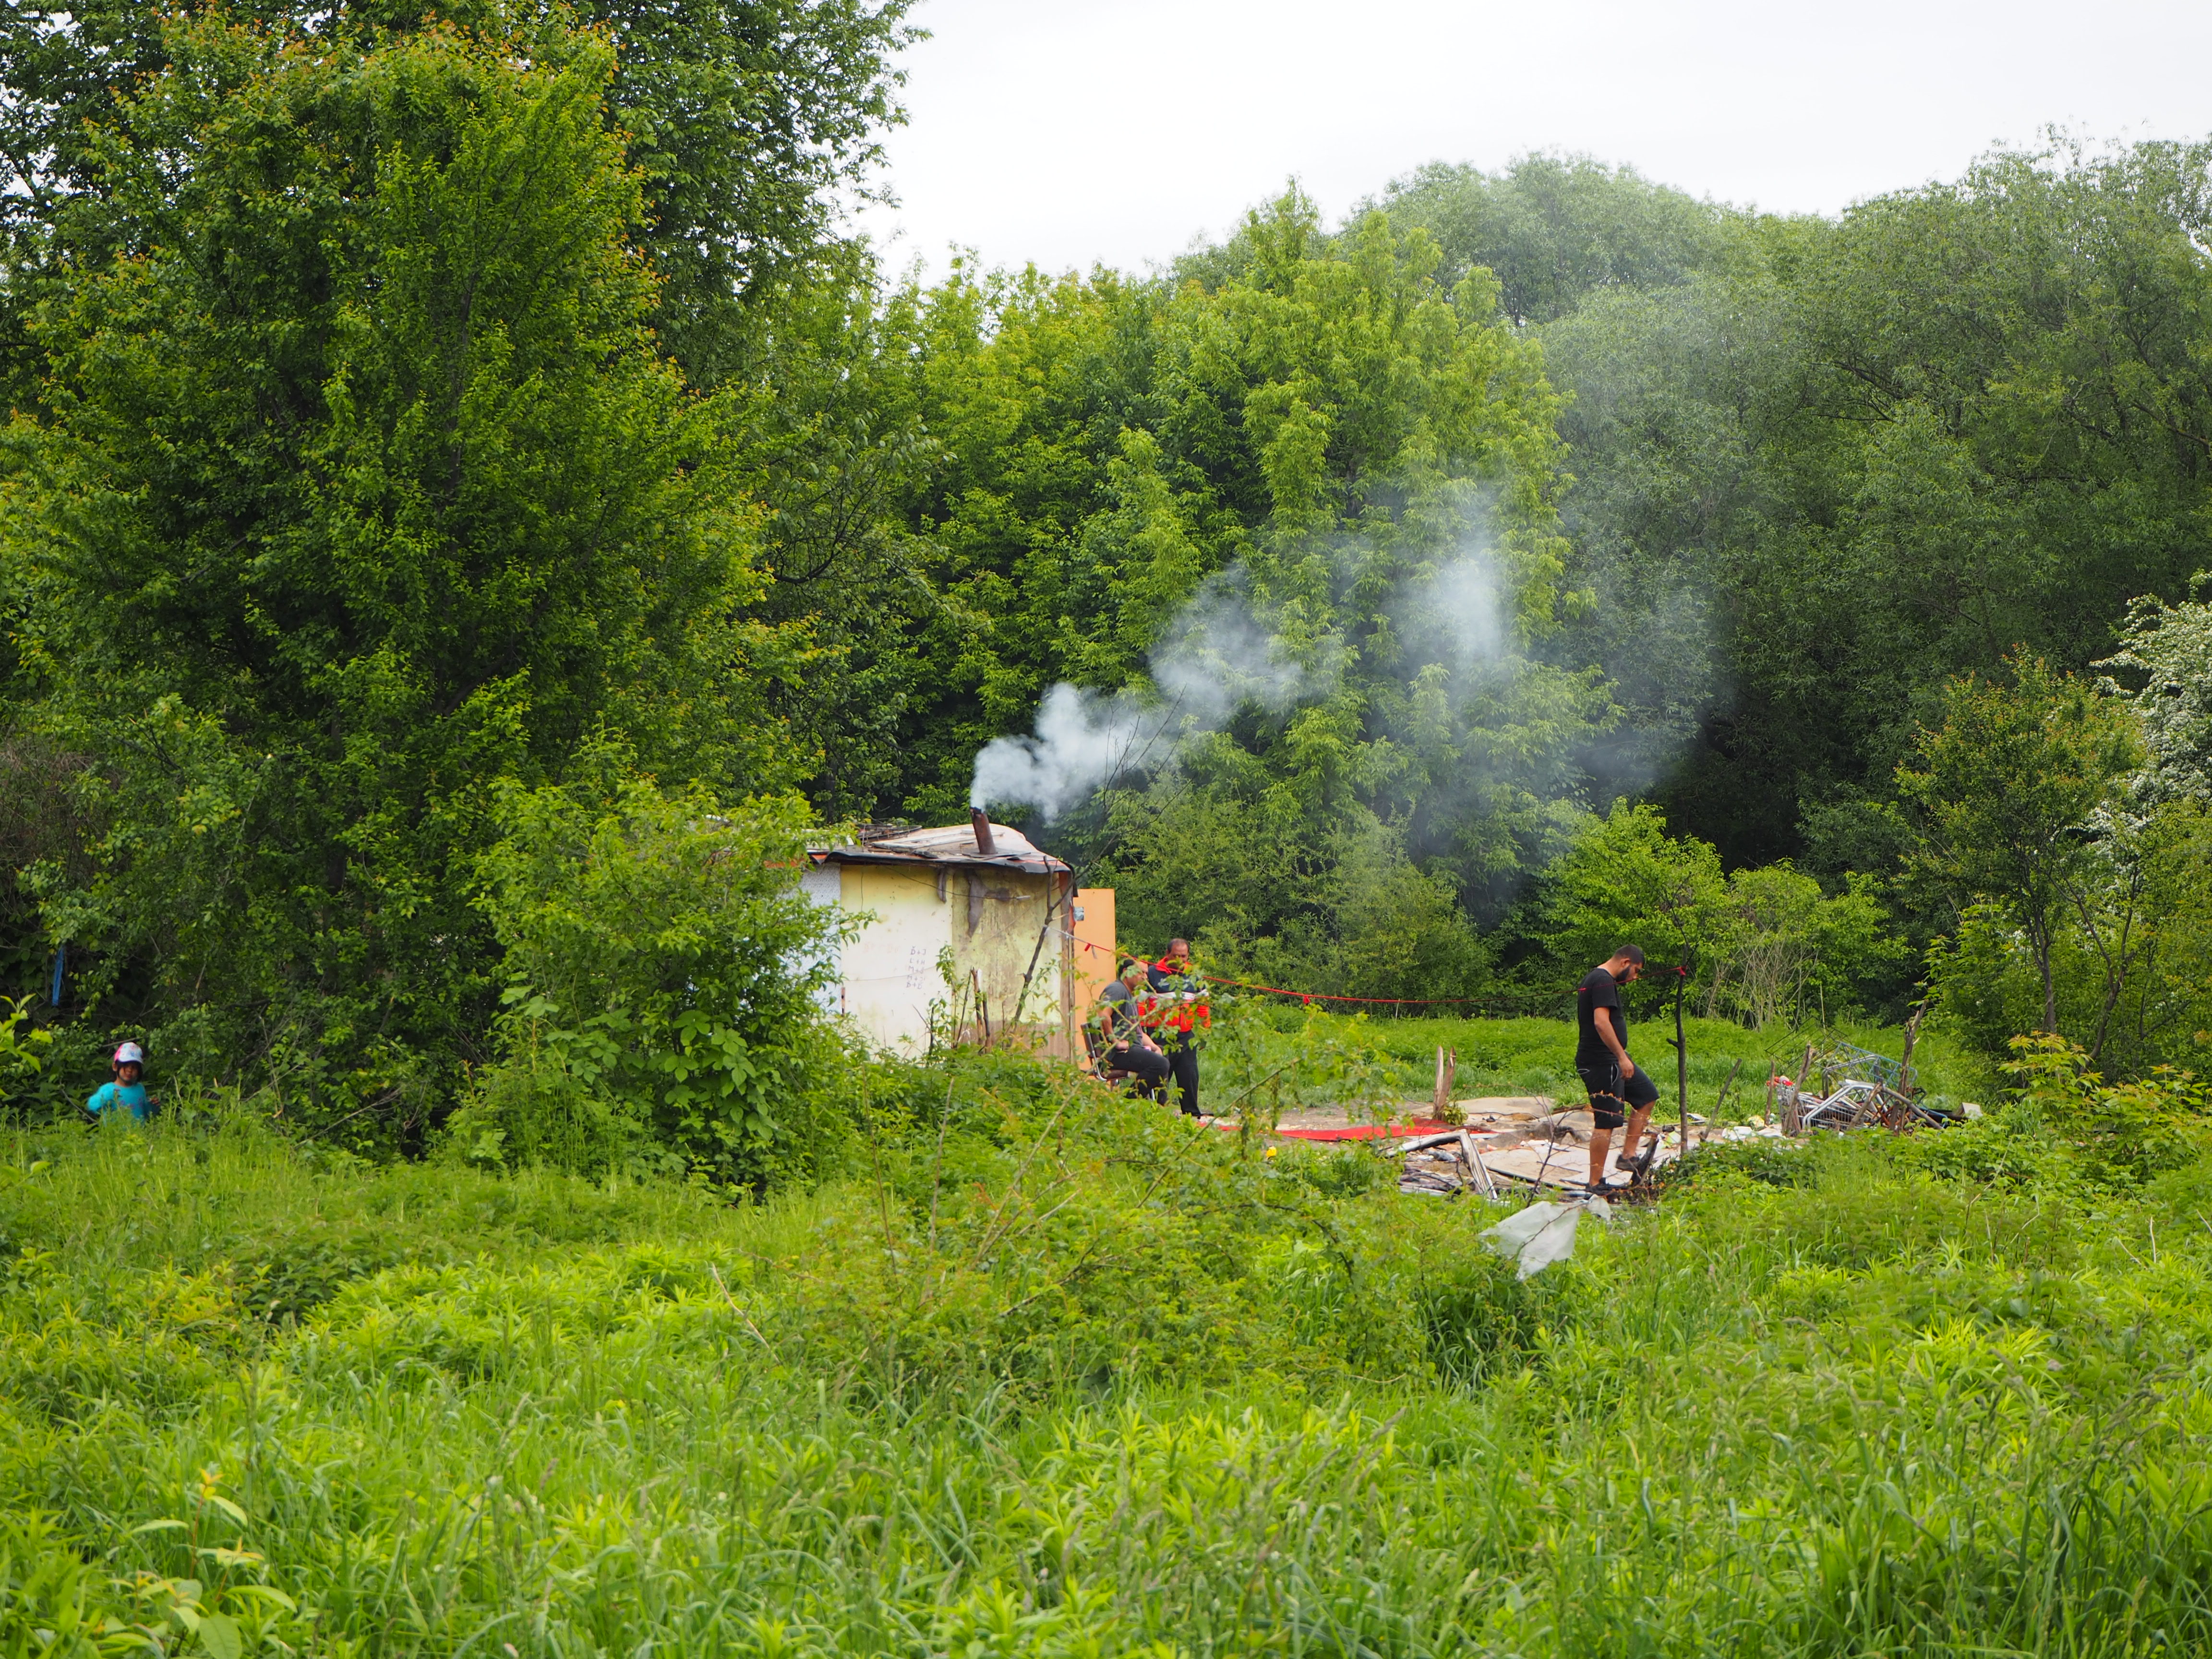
(1928, 856), (2212, 1082)
(1541, 803), (1900, 1023)
(0, 1508), (328, 1659)
(0, 996), (54, 1116)
(449, 761), (848, 1185)
(1191, 997), (1404, 1128)
(0, 0), (916, 409)
(1111, 804), (1498, 1002)
(1374, 151), (1742, 324)
(1651, 1136), (1819, 1192)
(2002, 1031), (2212, 1190)
(1900, 651), (2145, 1034)
(1522, 139), (2212, 871)
(1542, 800), (1726, 977)
(2101, 583), (2212, 807)
(6, 18), (790, 1134)
(857, 191), (1602, 982)
(1885, 1107), (2084, 1194)
(13, 1046), (2212, 1655)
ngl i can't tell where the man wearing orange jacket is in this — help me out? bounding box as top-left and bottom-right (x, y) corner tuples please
(1144, 938), (1208, 1118)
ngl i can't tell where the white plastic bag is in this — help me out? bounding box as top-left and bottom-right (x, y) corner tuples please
(1480, 1197), (1610, 1279)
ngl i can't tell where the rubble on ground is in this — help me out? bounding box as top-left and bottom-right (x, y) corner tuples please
(1382, 1064), (1957, 1200)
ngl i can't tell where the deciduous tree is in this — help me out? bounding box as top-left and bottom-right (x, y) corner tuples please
(1898, 652), (2144, 1036)
(8, 17), (791, 1138)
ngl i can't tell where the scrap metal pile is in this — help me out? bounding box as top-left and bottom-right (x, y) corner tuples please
(1794, 1077), (1952, 1132)
(1384, 1103), (1701, 1197)
(1769, 1037), (1957, 1134)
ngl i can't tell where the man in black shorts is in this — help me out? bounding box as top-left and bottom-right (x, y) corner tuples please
(1575, 945), (1657, 1190)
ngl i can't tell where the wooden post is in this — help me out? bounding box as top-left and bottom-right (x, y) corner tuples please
(1787, 1041), (1816, 1135)
(1672, 968), (1690, 1160)
(1432, 1046), (1457, 1119)
(1899, 1004), (1925, 1098)
(1711, 1057), (1745, 1125)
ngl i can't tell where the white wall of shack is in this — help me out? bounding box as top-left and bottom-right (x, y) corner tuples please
(832, 864), (951, 1052)
(795, 863), (844, 1015)
(799, 860), (1067, 1054)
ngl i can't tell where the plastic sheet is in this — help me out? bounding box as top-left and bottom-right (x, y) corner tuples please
(1480, 1197), (1611, 1279)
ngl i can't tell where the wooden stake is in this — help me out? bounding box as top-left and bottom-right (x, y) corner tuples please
(1787, 1042), (1816, 1135)
(1711, 1057), (1745, 1126)
(1672, 966), (1690, 1157)
(1899, 1004), (1926, 1099)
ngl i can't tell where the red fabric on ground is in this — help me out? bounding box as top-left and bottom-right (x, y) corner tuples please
(1213, 1119), (1460, 1141)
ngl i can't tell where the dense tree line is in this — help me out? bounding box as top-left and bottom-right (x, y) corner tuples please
(1403, 148), (2212, 874)
(2, 1), (2208, 1159)
(0, 2), (904, 1154)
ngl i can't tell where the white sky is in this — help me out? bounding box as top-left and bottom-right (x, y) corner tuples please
(852, 0), (2212, 282)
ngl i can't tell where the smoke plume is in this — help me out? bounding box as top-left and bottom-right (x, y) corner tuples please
(970, 551), (1509, 819)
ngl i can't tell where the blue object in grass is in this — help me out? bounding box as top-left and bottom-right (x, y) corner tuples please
(49, 944), (65, 1007)
(86, 1081), (153, 1122)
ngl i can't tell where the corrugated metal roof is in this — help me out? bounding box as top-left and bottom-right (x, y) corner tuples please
(811, 821), (1068, 876)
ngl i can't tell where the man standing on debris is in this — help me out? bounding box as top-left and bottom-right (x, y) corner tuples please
(1097, 959), (1171, 1102)
(1145, 938), (1207, 1118)
(1576, 945), (1657, 1190)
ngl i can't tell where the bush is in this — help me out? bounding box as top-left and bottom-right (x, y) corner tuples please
(446, 758), (854, 1188)
(2003, 1032), (2212, 1189)
(0, 996), (58, 1121)
(1539, 802), (1903, 1025)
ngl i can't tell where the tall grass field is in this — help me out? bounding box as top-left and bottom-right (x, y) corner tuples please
(4, 1025), (2207, 1659)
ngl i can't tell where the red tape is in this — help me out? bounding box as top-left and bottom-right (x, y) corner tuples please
(1064, 929), (1544, 1009)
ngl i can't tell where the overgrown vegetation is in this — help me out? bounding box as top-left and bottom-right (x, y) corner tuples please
(4, 4), (2212, 1647)
(8, 1047), (2212, 1658)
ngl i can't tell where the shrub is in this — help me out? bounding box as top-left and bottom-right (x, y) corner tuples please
(447, 758), (854, 1188)
(2004, 1031), (2212, 1189)
(0, 996), (58, 1121)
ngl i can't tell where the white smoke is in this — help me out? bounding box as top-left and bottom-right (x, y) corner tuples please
(1393, 550), (1507, 684)
(968, 568), (1327, 819)
(971, 549), (1510, 820)
(967, 682), (1164, 822)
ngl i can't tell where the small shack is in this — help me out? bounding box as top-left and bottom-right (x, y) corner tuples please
(805, 812), (1103, 1056)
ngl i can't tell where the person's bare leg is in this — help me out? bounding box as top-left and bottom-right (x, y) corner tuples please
(1586, 1122), (1612, 1189)
(1618, 1104), (1656, 1172)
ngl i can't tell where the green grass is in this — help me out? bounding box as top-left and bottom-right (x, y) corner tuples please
(1259, 1008), (2001, 1120)
(5, 1049), (2208, 1658)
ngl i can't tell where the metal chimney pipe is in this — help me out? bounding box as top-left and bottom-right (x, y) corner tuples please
(970, 807), (996, 856)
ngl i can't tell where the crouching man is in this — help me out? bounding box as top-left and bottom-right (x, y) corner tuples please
(1097, 959), (1171, 1103)
(1575, 946), (1656, 1189)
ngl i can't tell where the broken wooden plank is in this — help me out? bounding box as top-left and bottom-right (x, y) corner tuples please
(1460, 1129), (1499, 1199)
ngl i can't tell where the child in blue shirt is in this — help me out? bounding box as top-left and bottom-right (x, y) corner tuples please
(86, 1042), (156, 1122)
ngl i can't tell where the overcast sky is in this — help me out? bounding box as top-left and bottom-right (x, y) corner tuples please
(851, 0), (2212, 282)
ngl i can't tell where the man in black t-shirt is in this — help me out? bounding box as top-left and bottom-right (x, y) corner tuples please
(1575, 945), (1658, 1190)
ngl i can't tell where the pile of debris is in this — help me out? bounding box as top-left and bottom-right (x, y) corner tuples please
(1794, 1077), (1953, 1132)
(1382, 1045), (1966, 1199)
(1385, 1101), (1710, 1198)
(1767, 1037), (1960, 1134)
